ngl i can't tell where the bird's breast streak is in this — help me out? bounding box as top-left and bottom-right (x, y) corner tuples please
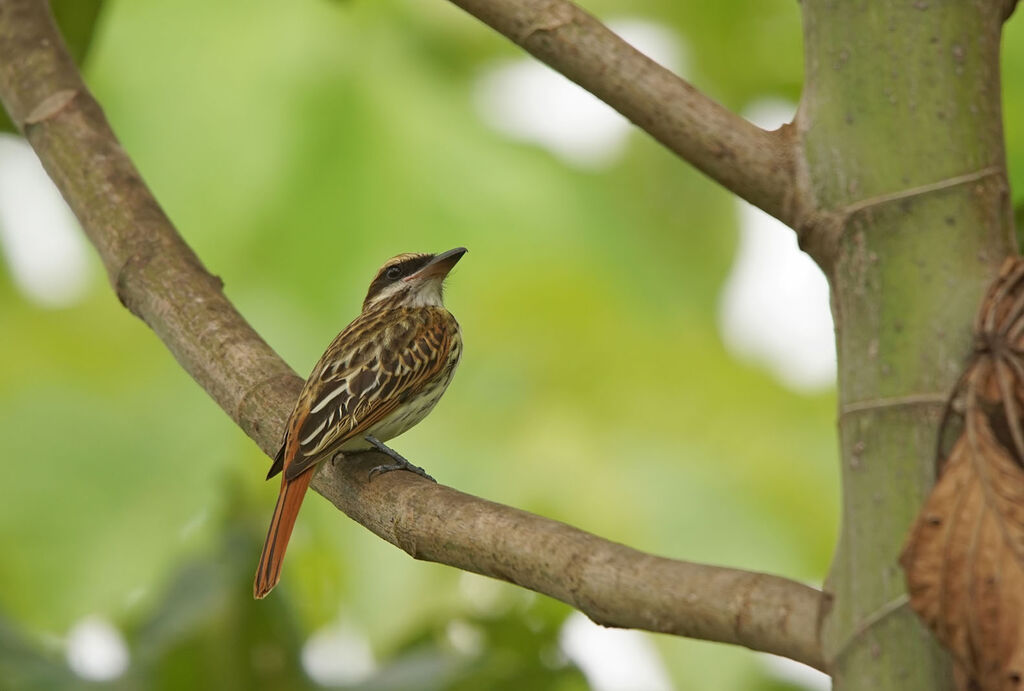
(367, 381), (449, 442)
(367, 342), (460, 443)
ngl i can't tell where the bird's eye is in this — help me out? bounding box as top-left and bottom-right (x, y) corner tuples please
(385, 266), (403, 281)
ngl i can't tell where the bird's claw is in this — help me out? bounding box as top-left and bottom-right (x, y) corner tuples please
(367, 460), (435, 482)
(364, 435), (436, 482)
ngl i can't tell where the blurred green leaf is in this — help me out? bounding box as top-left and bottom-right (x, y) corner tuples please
(0, 612), (83, 691)
(1004, 14), (1024, 210)
(52, 0), (106, 67)
(355, 592), (585, 691)
(123, 482), (312, 691)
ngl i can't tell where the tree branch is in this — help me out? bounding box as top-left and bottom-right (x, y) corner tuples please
(0, 0), (824, 672)
(446, 0), (796, 224)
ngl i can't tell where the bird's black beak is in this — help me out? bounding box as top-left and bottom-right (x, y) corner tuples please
(408, 247), (467, 281)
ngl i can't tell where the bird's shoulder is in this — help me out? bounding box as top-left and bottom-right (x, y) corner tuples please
(311, 306), (457, 383)
(282, 306), (458, 461)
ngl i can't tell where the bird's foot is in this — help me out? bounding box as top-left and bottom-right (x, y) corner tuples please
(364, 435), (436, 482)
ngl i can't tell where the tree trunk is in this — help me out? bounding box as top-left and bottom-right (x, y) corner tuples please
(798, 2), (1016, 688)
(3, 0), (1022, 687)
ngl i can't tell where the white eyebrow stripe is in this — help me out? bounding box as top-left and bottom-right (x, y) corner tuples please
(300, 418), (328, 445)
(311, 383), (348, 414)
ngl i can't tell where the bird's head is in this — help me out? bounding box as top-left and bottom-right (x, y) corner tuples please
(362, 247), (467, 312)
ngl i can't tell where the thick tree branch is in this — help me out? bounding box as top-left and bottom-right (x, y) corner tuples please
(0, 0), (824, 671)
(447, 0), (797, 224)
(318, 455), (825, 668)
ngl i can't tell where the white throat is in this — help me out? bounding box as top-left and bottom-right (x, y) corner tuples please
(367, 276), (445, 309)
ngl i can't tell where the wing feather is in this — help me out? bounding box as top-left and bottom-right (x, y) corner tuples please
(280, 308), (455, 482)
(266, 443), (287, 480)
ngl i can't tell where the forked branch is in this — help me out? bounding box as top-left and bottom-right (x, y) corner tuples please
(0, 0), (824, 671)
(447, 0), (796, 224)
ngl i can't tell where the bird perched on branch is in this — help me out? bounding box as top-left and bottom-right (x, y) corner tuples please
(254, 248), (467, 599)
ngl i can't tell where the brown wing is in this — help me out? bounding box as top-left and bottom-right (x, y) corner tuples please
(265, 310), (380, 481)
(280, 307), (457, 482)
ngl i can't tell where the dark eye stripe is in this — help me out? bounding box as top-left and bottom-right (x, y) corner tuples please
(390, 256), (432, 280)
(364, 255), (434, 305)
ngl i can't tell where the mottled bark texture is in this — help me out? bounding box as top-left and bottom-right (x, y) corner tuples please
(0, 0), (826, 671)
(901, 258), (1024, 690)
(798, 2), (1016, 690)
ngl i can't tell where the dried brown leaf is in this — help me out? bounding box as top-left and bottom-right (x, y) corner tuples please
(902, 256), (1024, 690)
(903, 410), (1024, 690)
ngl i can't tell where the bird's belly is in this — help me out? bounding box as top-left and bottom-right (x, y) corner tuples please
(366, 383), (450, 443)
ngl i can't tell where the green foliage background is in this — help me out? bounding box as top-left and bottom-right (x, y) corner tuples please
(1, 0), (1022, 688)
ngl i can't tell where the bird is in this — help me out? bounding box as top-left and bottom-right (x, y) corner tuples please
(253, 247), (467, 599)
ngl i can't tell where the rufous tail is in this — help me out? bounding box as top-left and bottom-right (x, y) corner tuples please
(253, 469), (314, 599)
